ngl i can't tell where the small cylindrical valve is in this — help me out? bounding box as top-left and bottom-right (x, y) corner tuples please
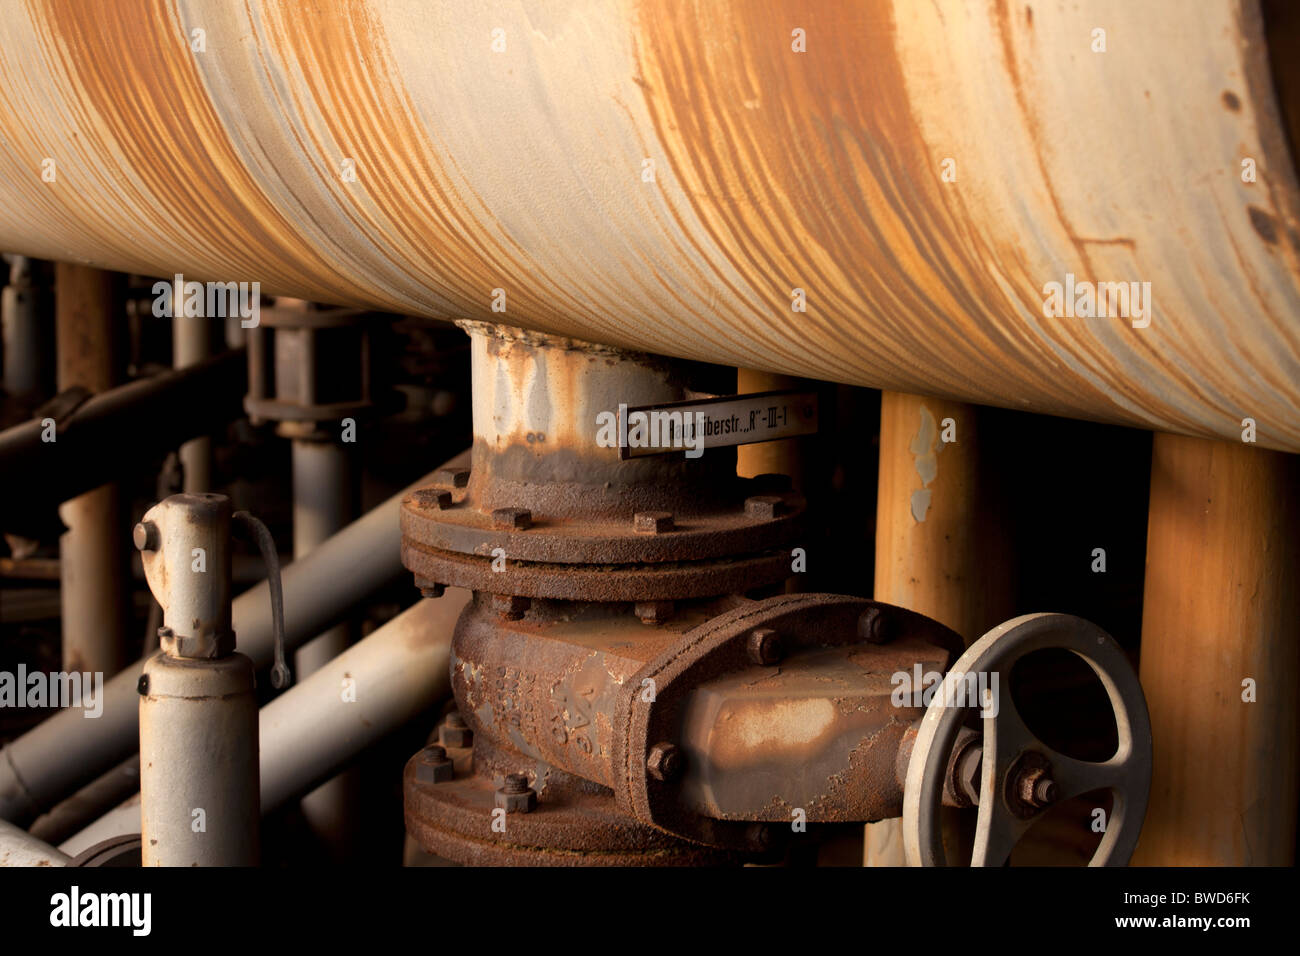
(136, 493), (261, 866)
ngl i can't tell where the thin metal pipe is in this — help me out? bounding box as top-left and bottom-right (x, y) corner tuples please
(290, 438), (358, 852)
(0, 451), (470, 824)
(27, 757), (139, 847)
(0, 350), (246, 525)
(173, 276), (211, 492)
(0, 817), (71, 867)
(55, 262), (127, 678)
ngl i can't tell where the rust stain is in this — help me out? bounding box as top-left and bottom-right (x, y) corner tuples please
(0, 1), (1293, 449)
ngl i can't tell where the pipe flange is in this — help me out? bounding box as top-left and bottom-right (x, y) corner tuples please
(401, 472), (805, 565)
(402, 750), (756, 866)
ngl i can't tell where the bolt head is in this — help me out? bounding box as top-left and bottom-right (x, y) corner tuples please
(495, 776), (537, 813)
(439, 715), (473, 749)
(633, 511), (674, 534)
(744, 495), (788, 520)
(646, 742), (683, 782)
(419, 583), (446, 599)
(492, 507), (532, 530)
(414, 746), (454, 784)
(747, 627), (783, 665)
(413, 488), (452, 510)
(433, 467), (471, 488)
(857, 607), (892, 644)
(132, 520), (159, 552)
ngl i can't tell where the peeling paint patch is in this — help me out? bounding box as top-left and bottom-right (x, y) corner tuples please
(908, 404), (944, 522)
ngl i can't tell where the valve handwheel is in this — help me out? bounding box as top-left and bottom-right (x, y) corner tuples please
(903, 613), (1152, 866)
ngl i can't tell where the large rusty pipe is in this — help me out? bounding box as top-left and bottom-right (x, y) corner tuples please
(0, 2), (1295, 449)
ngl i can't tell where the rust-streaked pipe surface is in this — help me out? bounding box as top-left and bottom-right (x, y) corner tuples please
(0, 1), (1296, 448)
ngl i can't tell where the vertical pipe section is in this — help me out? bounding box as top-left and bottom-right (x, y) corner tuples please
(55, 263), (127, 677)
(173, 276), (211, 492)
(291, 438), (359, 853)
(2, 256), (53, 400)
(867, 391), (1014, 865)
(1133, 434), (1300, 865)
(735, 369), (806, 489)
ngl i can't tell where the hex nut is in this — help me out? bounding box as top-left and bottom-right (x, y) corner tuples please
(413, 488), (452, 510)
(495, 773), (537, 813)
(414, 745), (454, 784)
(747, 627), (783, 666)
(953, 741), (983, 808)
(857, 607), (893, 645)
(433, 467), (470, 488)
(633, 511), (674, 534)
(1015, 766), (1057, 809)
(744, 495), (788, 520)
(646, 742), (683, 782)
(439, 712), (473, 749)
(492, 507), (532, 530)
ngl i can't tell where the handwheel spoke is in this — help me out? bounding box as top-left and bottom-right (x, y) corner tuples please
(971, 796), (1033, 867)
(1046, 749), (1139, 804)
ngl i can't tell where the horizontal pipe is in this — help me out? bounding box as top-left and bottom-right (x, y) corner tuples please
(261, 592), (467, 813)
(0, 450), (470, 824)
(27, 756), (139, 847)
(0, 817), (70, 866)
(0, 3), (1295, 448)
(61, 593), (467, 853)
(0, 349), (246, 525)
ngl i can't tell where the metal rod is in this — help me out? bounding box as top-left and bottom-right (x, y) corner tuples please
(0, 451), (470, 824)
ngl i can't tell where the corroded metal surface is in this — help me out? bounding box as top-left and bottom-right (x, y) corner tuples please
(0, 1), (1297, 448)
(614, 593), (964, 848)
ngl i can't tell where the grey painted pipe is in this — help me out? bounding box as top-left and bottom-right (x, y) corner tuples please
(0, 817), (71, 866)
(60, 592), (467, 854)
(0, 451), (469, 824)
